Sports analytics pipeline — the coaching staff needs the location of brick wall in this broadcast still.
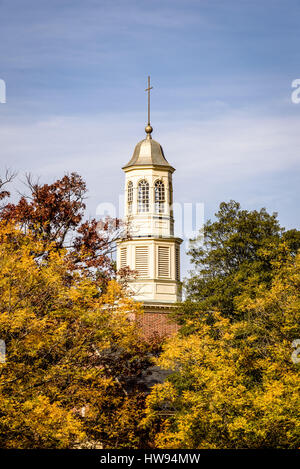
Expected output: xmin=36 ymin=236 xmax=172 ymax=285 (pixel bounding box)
xmin=137 ymin=311 xmax=179 ymax=339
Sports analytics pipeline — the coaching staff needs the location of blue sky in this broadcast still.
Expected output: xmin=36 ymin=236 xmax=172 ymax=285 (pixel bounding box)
xmin=0 ymin=0 xmax=300 ymax=277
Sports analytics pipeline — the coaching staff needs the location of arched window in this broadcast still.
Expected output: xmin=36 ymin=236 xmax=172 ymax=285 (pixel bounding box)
xmin=169 ymin=181 xmax=173 ymax=205
xmin=137 ymin=180 xmax=149 ymax=213
xmin=169 ymin=180 xmax=173 ymax=216
xmin=154 ymin=180 xmax=165 ymax=213
xmin=127 ymin=181 xmax=133 ymax=214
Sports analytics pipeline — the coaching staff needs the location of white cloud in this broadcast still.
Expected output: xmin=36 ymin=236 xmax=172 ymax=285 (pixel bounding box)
xmin=164 ymin=113 xmax=300 ymax=181
xmin=1 ymin=110 xmax=299 ymax=198
xmin=1 ymin=109 xmax=299 ymax=276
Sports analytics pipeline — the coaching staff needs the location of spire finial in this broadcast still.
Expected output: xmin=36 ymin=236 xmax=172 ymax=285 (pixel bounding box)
xmin=145 ymin=75 xmax=153 ymax=139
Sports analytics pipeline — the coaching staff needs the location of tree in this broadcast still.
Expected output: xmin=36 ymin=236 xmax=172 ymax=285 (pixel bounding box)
xmin=178 ymin=200 xmax=300 ymax=325
xmin=1 ymin=172 xmax=125 ymax=285
xmin=143 ymin=252 xmax=300 ymax=449
xmin=0 ymin=222 xmax=156 ymax=448
xmin=0 ymin=169 xmax=16 ymax=209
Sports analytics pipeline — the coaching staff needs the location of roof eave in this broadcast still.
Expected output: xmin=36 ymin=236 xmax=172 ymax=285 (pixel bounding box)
xmin=122 ymin=163 xmax=175 ymax=173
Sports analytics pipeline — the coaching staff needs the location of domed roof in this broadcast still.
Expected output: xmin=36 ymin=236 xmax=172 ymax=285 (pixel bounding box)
xmin=123 ymin=135 xmax=174 ymax=171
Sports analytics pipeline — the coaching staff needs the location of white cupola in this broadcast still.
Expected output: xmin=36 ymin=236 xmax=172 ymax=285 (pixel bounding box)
xmin=116 ymin=78 xmax=182 ymax=305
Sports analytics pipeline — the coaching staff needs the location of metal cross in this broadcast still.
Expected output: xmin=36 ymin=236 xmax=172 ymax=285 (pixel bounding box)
xmin=145 ymin=76 xmax=153 ymax=125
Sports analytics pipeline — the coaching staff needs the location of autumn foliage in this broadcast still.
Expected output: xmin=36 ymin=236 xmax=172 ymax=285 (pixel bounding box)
xmin=1 ymin=172 xmax=124 ymax=284
xmin=0 ymin=173 xmax=159 ymax=448
xmin=143 ymin=204 xmax=300 ymax=449
xmin=0 ymin=221 xmax=158 ymax=448
xmin=0 ymin=174 xmax=299 ymax=449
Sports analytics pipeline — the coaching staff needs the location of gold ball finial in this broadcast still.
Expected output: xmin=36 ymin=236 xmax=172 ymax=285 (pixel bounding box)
xmin=145 ymin=124 xmax=153 ymax=136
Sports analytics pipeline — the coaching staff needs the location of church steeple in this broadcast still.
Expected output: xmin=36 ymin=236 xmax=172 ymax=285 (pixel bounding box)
xmin=116 ymin=78 xmax=182 ymax=306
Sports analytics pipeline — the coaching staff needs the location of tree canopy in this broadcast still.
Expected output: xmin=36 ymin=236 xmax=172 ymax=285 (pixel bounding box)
xmin=1 ymin=172 xmax=125 ymax=285
xmin=177 ymin=200 xmax=300 ymax=327
xmin=0 ymin=174 xmax=161 ymax=449
xmin=0 ymin=221 xmax=157 ymax=448
xmin=1 ymin=176 xmax=299 ymax=449
xmin=143 ymin=250 xmax=300 ymax=448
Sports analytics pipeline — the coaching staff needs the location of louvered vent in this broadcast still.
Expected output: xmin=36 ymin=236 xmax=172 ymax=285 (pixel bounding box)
xmin=135 ymin=246 xmax=149 ymax=278
xmin=158 ymin=246 xmax=170 ymax=278
xmin=175 ymin=246 xmax=180 ymax=281
xmin=120 ymin=247 xmax=127 ymax=268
